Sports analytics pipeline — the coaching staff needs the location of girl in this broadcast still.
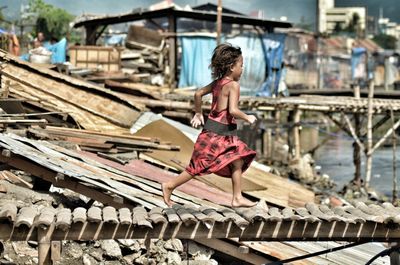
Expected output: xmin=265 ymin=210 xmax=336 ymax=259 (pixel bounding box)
xmin=162 ymin=43 xmax=257 ymax=207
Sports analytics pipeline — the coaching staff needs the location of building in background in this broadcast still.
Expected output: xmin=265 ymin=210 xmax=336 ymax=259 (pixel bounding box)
xmin=318 ymin=0 xmax=366 ymax=37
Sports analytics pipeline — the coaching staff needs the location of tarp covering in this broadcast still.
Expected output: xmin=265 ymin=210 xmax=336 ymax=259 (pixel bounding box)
xmin=44 ymin=38 xmax=68 ymax=64
xmin=257 ymin=33 xmax=286 ymax=96
xmin=178 ymin=34 xmax=267 ymax=93
xmin=178 ymin=33 xmax=287 ymax=97
xmin=226 ymin=34 xmax=266 ymax=95
xmin=178 ymin=36 xmax=216 ymax=88
xmin=20 ymin=38 xmax=67 ymax=64
xmin=351 ymin=47 xmax=367 ymax=80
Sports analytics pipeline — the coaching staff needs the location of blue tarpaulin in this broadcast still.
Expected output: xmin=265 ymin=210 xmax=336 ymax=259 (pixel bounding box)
xmin=45 ymin=38 xmax=67 ymax=64
xmin=226 ymin=34 xmax=266 ymax=95
xmin=351 ymin=47 xmax=367 ymax=80
xmin=178 ymin=36 xmax=216 ymax=88
xmin=257 ymin=33 xmax=286 ymax=97
xmin=20 ymin=38 xmax=67 ymax=64
xmin=177 ymin=33 xmax=286 ymax=97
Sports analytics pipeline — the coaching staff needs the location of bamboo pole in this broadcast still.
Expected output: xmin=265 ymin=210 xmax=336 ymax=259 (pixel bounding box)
xmin=271 ymin=110 xmax=281 ymax=160
xmin=365 ymin=81 xmax=374 ymax=188
xmin=391 ymin=108 xmax=398 ymax=205
xmin=353 ymin=84 xmax=362 ymax=187
xmin=216 ymin=0 xmax=222 ymax=45
xmin=369 ymin=118 xmax=400 ymax=155
xmin=287 ymin=111 xmax=293 ymax=161
xmin=354 ymin=114 xmax=362 ymax=187
xmin=343 ymin=114 xmax=365 ymax=153
xmin=293 ymin=108 xmax=301 ymax=160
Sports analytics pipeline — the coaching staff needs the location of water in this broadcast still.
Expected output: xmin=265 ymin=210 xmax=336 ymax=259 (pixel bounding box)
xmin=314 ymin=132 xmax=400 ymax=197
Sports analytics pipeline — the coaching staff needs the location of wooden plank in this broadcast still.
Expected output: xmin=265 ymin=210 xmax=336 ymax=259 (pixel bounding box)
xmin=0 ymin=170 xmax=33 ymax=189
xmin=105 ymin=80 xmax=163 ymax=100
xmin=195 ymin=238 xmax=272 ymax=265
xmin=0 ymin=52 xmax=140 ymax=129
xmin=0 ymin=151 xmax=135 ymax=208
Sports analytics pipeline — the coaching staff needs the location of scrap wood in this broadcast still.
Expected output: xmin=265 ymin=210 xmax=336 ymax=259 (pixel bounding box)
xmin=29 ymin=126 xmax=179 ymax=151
xmin=105 ymin=80 xmax=164 ymax=100
xmin=0 ymin=119 xmax=47 ymax=125
xmin=0 ymin=183 xmax=6 ymax=193
xmin=0 ymin=111 xmax=67 ymax=118
xmin=112 ymin=93 xmax=198 ymax=111
xmin=44 ymin=126 xmax=160 ymax=143
xmin=97 ymin=152 xmax=128 ymax=165
xmin=0 ymin=52 xmax=141 ymax=128
xmin=106 ymin=138 xmax=180 ymax=151
xmin=0 ymin=170 xmax=33 ymax=189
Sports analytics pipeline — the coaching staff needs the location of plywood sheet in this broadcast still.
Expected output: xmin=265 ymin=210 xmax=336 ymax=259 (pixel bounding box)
xmin=244 ymin=166 xmax=314 ymax=208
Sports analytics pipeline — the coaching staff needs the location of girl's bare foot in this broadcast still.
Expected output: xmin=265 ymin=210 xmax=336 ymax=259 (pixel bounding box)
xmin=162 ymin=183 xmax=173 ymax=207
xmin=232 ymin=196 xmax=257 ymax=208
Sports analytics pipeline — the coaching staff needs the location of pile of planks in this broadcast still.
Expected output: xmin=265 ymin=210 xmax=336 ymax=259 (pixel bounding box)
xmin=104 ymin=79 xmax=202 ymax=120
xmin=0 ymin=98 xmax=54 ymax=131
xmin=122 ymin=25 xmax=167 ymax=82
xmin=28 ymin=126 xmax=180 ymax=155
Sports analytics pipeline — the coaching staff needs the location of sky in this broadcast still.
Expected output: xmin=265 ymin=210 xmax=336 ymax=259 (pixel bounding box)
xmin=2 ymin=0 xmax=399 ymax=29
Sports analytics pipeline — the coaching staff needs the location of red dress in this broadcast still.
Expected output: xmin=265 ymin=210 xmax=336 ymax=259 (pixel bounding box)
xmin=185 ymin=78 xmax=256 ymax=177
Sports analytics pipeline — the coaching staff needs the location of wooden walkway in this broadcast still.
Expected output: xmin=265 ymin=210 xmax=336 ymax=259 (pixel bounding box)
xmin=1 ymin=201 xmax=400 ymax=242
xmin=241 ymin=95 xmax=400 ymax=114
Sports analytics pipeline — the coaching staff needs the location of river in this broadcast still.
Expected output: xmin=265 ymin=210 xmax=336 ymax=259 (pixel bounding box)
xmin=314 ymin=131 xmax=400 ymax=197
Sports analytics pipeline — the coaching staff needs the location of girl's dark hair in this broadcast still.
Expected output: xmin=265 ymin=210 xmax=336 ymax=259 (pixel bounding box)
xmin=210 ymin=43 xmax=242 ymax=79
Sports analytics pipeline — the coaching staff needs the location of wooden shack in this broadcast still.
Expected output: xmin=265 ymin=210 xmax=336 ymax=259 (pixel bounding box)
xmin=73 ymin=5 xmax=292 ymax=87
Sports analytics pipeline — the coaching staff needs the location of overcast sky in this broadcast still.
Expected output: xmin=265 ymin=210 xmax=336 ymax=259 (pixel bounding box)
xmin=2 ymin=0 xmax=399 ymax=29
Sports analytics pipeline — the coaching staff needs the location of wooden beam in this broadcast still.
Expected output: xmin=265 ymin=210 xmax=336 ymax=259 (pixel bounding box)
xmin=369 ymin=118 xmax=400 ymax=156
xmin=0 ymin=152 xmax=133 ymax=208
xmin=38 ymin=225 xmax=55 ymax=265
xmin=195 ymin=238 xmax=272 ymax=265
xmin=365 ymin=81 xmax=375 ymax=187
xmin=168 ymin=14 xmax=177 ymax=88
xmin=293 ymin=109 xmax=301 ymax=160
xmin=343 ymin=113 xmax=365 ymax=153
xmin=85 ymin=25 xmax=98 ymax=45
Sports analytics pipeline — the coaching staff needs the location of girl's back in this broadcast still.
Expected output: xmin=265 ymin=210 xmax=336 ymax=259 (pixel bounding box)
xmin=210 ymin=78 xmax=236 ymax=125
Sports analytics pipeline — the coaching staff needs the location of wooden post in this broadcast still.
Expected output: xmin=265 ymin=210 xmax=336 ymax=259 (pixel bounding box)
xmin=85 ymin=25 xmax=98 ymax=45
xmin=216 ymin=0 xmax=222 ymax=45
xmin=353 ymin=83 xmax=362 ymax=187
xmin=390 ymin=242 xmax=400 ymax=265
xmin=384 ymin=56 xmax=390 ymax=91
xmin=293 ymin=108 xmax=301 ymax=160
xmin=168 ymin=14 xmax=177 ymax=89
xmin=365 ymin=81 xmax=374 ymax=188
xmin=271 ymin=110 xmax=281 ymax=161
xmin=264 ymin=128 xmax=272 ymax=159
xmin=51 ymin=241 xmax=61 ymax=263
xmin=287 ymin=110 xmax=293 ymax=161
xmin=38 ymin=225 xmax=55 ymax=265
xmin=391 ymin=108 xmax=398 ymax=205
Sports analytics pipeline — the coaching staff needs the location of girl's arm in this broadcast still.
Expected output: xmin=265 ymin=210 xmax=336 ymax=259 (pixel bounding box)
xmin=228 ymin=82 xmax=257 ymax=124
xmin=191 ymin=82 xmax=213 ymax=128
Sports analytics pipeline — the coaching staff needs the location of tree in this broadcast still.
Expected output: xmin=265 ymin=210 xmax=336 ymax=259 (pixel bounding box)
xmin=332 ymin=22 xmax=344 ymax=35
xmin=346 ymin=12 xmax=360 ymax=33
xmin=373 ymin=34 xmax=398 ymax=50
xmin=28 ymin=0 xmax=74 ymax=40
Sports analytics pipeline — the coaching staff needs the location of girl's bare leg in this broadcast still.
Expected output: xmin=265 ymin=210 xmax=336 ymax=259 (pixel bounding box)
xmin=231 ymin=159 xmax=257 ymax=207
xmin=162 ymin=171 xmax=194 ymax=207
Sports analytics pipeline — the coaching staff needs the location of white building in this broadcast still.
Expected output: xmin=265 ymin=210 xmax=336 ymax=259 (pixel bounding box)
xmin=379 ymin=17 xmax=400 ymax=39
xmin=317 ymin=0 xmax=366 ymax=36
